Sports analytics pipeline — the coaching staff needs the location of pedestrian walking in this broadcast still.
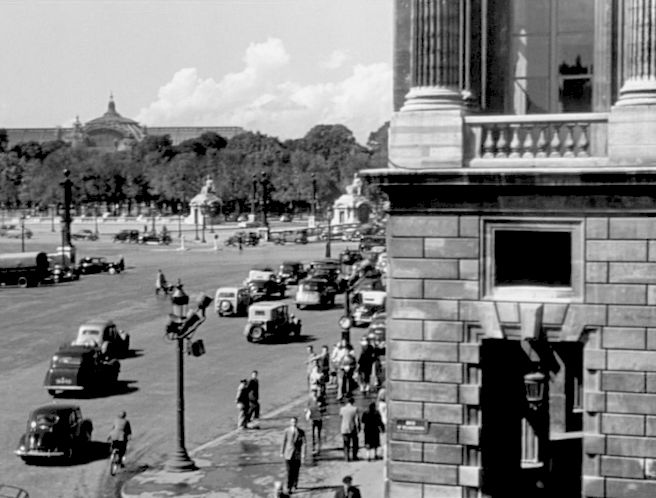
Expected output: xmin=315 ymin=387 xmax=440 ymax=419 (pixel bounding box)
xmin=339 ymin=349 xmax=357 ymax=401
xmin=318 ymin=344 xmax=331 ymax=388
xmin=339 ymin=397 xmax=361 ymax=461
xmin=280 ymin=416 xmax=306 ymax=495
xmin=305 ymin=392 xmax=323 ymax=456
xmin=235 ymin=379 xmax=249 ymax=430
xmin=361 ymin=402 xmax=385 ymax=461
xmin=305 ymin=345 xmax=316 ymax=388
xmin=238 ymin=237 xmax=243 ymax=252
xmin=247 ymin=370 xmax=260 ymax=427
xmin=213 ymin=233 xmax=219 ymax=251
xmin=376 ymin=387 xmax=387 ymax=428
xmin=357 ymin=337 xmax=376 ymax=394
xmin=308 ymin=362 xmax=324 ymax=401
xmin=155 ymin=269 xmax=168 ymax=295
xmin=334 ymin=475 xmax=362 ymax=498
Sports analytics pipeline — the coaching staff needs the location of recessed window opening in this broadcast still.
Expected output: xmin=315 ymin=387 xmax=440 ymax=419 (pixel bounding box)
xmin=495 ymin=230 xmax=572 ymax=287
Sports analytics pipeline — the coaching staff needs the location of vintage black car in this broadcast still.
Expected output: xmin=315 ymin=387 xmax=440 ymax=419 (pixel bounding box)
xmin=52 ymin=264 xmax=81 ymax=283
xmin=43 ymin=345 xmax=120 ymax=396
xmin=15 ymin=404 xmax=93 ymax=462
xmin=245 ymin=269 xmax=286 ymax=301
xmin=71 ymin=229 xmax=98 ymax=241
xmin=277 ymin=261 xmax=307 ymax=285
xmin=295 ymin=277 xmax=336 ymax=309
xmin=140 ymin=231 xmax=172 ymax=245
xmin=77 ymin=257 xmax=111 ymax=274
xmin=113 ymin=229 xmax=140 ymax=243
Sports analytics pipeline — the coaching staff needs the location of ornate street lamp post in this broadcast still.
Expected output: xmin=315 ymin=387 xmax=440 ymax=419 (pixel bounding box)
xmin=311 ymin=173 xmax=317 ymax=218
xmin=260 ymin=171 xmax=270 ymax=238
xmin=178 ymin=204 xmax=182 ymax=239
xmin=50 ymin=204 xmax=55 ymax=232
xmin=164 ymin=282 xmax=196 ymax=472
xmin=94 ymin=202 xmax=99 ymax=237
xmin=325 ymin=206 xmax=334 ymax=258
xmin=151 ymin=205 xmax=157 ymax=233
xmin=201 ymin=204 xmax=207 ymax=243
xmin=20 ymin=210 xmax=26 ymax=252
xmin=251 ymin=174 xmax=257 ymax=218
xmin=61 ymin=170 xmax=73 ymax=249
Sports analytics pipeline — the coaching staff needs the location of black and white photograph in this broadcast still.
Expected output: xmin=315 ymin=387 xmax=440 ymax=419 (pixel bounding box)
xmin=1 ymin=1 xmax=654 ymax=497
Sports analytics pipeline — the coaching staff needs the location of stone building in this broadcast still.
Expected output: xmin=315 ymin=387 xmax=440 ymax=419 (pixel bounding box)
xmin=363 ymin=1 xmax=656 ymax=497
xmin=5 ymin=95 xmax=244 ymax=149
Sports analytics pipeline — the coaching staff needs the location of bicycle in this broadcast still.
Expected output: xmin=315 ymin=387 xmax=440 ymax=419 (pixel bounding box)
xmin=109 ymin=445 xmax=121 ymax=476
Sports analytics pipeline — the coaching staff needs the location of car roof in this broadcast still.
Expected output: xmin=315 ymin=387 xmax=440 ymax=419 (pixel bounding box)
xmin=249 ymin=301 xmax=286 ymax=310
xmin=31 ymin=404 xmax=80 ymax=415
xmin=55 ymin=344 xmax=97 ymax=356
xmin=80 ymin=318 xmax=114 ymax=328
xmin=216 ymin=286 xmax=244 ymax=292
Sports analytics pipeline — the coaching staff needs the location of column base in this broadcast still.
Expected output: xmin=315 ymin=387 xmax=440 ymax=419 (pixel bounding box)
xmin=401 ymin=86 xmax=463 ymax=112
xmin=164 ymin=447 xmax=197 ymax=472
xmin=615 ymin=78 xmax=656 ymax=107
xmin=609 ymin=102 xmax=656 ymax=164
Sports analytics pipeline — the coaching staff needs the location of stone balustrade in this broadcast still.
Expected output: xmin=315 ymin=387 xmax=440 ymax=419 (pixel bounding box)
xmin=465 ymin=113 xmax=609 ymax=166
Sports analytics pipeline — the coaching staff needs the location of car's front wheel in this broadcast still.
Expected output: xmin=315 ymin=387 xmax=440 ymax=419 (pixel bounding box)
xmin=248 ymin=326 xmax=264 ymax=342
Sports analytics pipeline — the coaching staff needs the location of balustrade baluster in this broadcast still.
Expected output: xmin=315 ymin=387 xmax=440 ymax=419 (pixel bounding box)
xmin=482 ymin=126 xmax=495 ymax=158
xmin=576 ymin=124 xmax=590 ymax=157
xmin=522 ymin=126 xmax=535 ymax=158
xmin=549 ymin=124 xmax=562 ymax=158
xmin=563 ymin=125 xmax=575 ymax=157
xmin=536 ymin=126 xmax=548 ymax=158
xmin=509 ymin=126 xmax=521 ymax=158
xmin=495 ymin=125 xmax=508 ymax=158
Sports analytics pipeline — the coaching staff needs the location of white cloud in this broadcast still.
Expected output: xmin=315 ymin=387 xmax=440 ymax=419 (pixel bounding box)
xmin=320 ymin=50 xmax=349 ymax=70
xmin=136 ymin=38 xmax=391 ymax=144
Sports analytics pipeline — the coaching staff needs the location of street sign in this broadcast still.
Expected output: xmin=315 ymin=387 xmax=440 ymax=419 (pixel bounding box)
xmin=395 ymin=419 xmax=429 ymax=434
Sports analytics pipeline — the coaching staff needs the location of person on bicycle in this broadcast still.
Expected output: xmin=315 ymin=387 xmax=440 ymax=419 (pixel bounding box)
xmin=108 ymin=411 xmax=132 ymax=467
xmin=155 ymin=269 xmax=168 ymax=295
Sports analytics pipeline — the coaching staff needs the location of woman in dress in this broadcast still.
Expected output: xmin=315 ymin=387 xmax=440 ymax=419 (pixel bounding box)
xmin=361 ymin=402 xmax=385 ymax=461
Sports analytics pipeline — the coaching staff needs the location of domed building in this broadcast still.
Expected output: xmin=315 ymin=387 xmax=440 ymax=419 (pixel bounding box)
xmin=81 ymin=95 xmax=145 ymax=151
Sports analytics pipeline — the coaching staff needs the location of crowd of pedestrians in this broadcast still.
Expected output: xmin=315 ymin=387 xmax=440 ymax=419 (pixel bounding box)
xmin=235 ymin=334 xmax=385 ymax=496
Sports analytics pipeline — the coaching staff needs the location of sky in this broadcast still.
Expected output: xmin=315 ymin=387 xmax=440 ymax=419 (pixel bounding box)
xmin=0 ymin=0 xmax=393 ymax=144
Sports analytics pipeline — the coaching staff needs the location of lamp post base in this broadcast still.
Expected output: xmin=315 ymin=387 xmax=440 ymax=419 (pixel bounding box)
xmin=164 ymin=447 xmax=197 ymax=472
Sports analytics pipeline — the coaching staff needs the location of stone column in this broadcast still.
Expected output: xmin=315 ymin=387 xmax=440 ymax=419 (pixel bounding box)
xmin=616 ymin=0 xmax=656 ymax=106
xmin=402 ymin=0 xmax=463 ymax=111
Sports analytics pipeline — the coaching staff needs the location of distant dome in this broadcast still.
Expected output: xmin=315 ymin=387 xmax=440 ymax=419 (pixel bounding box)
xmin=83 ymin=95 xmax=145 ymax=149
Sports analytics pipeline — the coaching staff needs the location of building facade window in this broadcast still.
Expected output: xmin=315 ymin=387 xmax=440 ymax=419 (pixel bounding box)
xmin=484 ymin=219 xmax=583 ymax=301
xmin=509 ymin=0 xmax=594 ymax=114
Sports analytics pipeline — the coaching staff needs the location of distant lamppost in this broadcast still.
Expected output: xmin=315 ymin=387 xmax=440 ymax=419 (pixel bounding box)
xmin=151 ymin=204 xmax=157 ymax=233
xmin=20 ymin=210 xmax=26 ymax=252
xmin=251 ymin=174 xmax=257 ymax=218
xmin=61 ymin=170 xmax=73 ymax=249
xmin=260 ymin=171 xmax=270 ymax=238
xmin=311 ymin=173 xmax=317 ymax=218
xmin=50 ymin=204 xmax=55 ymax=232
xmin=201 ymin=204 xmax=208 ymax=243
xmin=94 ymin=202 xmax=99 ymax=237
xmin=194 ymin=207 xmax=199 ymax=242
xmin=177 ymin=203 xmax=182 ymax=239
xmin=325 ymin=206 xmax=334 ymax=258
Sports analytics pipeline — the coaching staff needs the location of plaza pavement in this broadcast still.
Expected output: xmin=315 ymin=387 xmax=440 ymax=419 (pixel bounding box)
xmin=121 ymin=385 xmax=385 ymax=498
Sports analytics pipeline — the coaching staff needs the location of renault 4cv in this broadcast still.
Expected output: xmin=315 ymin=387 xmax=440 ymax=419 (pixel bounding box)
xmin=244 ymin=302 xmax=301 ymax=343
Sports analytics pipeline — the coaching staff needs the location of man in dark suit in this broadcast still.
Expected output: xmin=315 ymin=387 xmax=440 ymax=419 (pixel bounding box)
xmin=280 ymin=416 xmax=306 ymax=494
xmin=334 ymin=475 xmax=362 ymax=498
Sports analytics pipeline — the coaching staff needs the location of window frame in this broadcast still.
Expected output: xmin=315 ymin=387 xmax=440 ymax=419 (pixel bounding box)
xmin=483 ymin=218 xmax=583 ymax=302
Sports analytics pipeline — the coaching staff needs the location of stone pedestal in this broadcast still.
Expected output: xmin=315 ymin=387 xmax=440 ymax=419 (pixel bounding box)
xmin=388 ymin=109 xmax=464 ymax=169
xmin=608 ymin=104 xmax=656 ymax=164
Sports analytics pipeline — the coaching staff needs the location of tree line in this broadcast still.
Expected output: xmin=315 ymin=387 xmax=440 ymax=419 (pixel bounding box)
xmin=0 ymin=123 xmax=389 ymax=217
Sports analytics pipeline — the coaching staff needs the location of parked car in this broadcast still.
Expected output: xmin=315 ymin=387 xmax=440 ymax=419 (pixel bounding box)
xmin=215 ymin=286 xmax=251 ymax=317
xmin=238 ymin=220 xmax=261 ymax=229
xmin=295 ymin=277 xmax=336 ymax=309
xmin=43 ymin=345 xmax=120 ymax=396
xmin=277 ymin=261 xmax=307 ymax=285
xmin=244 ymin=302 xmax=301 ymax=343
xmin=77 ymin=256 xmax=111 ymax=274
xmin=351 ymin=290 xmax=386 ymax=327
xmin=1 ymin=225 xmax=33 ymax=239
xmin=139 ymin=231 xmax=171 ymax=245
xmin=359 ymin=235 xmax=386 ymax=252
xmin=280 ymin=213 xmax=293 ymax=222
xmin=245 ymin=269 xmax=286 ymax=301
xmin=113 ymin=229 xmax=140 ymax=243
xmin=237 ymin=213 xmax=249 ymax=222
xmin=294 ymin=229 xmax=308 ymax=244
xmin=15 ymin=404 xmax=93 ymax=463
xmin=71 ymin=229 xmax=98 ymax=241
xmin=70 ymin=319 xmax=130 ymax=359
